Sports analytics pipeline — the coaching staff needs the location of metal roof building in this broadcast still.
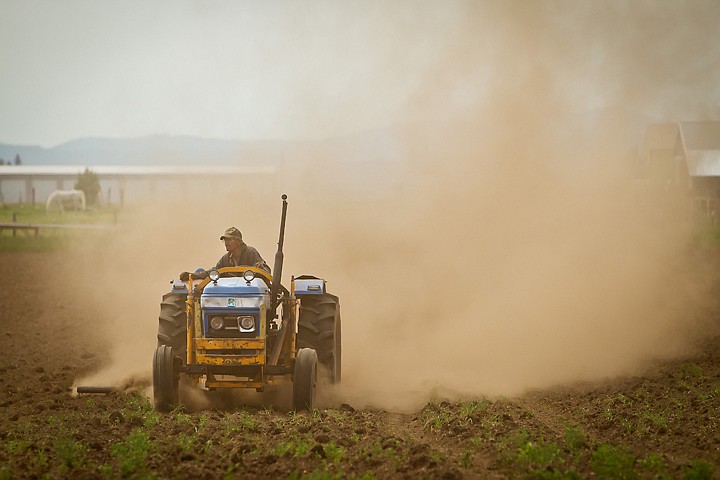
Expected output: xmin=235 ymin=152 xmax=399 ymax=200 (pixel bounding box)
xmin=0 ymin=164 xmax=277 ymax=206
xmin=640 ymin=121 xmax=720 ymax=216
xmin=640 ymin=121 xmax=720 ymax=185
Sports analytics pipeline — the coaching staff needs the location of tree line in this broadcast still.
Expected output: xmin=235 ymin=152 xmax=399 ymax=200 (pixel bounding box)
xmin=0 ymin=154 xmax=22 ymax=165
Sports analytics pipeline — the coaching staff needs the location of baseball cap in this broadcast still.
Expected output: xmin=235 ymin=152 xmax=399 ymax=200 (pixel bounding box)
xmin=220 ymin=227 xmax=243 ymax=241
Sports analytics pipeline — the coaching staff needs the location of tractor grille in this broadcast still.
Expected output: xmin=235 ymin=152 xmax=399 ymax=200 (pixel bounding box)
xmin=205 ymin=314 xmax=258 ymax=338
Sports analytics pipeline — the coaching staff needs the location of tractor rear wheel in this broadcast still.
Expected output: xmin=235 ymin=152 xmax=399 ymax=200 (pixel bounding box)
xmin=293 ymin=348 xmax=318 ymax=411
xmin=298 ymin=294 xmax=341 ymax=383
xmin=153 ymin=345 xmax=179 ymax=412
xmin=157 ymin=291 xmax=187 ymax=362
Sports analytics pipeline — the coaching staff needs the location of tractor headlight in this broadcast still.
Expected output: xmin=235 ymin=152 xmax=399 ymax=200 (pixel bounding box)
xmin=210 ymin=316 xmax=224 ymax=330
xmin=208 ymin=269 xmax=220 ymax=282
xmin=243 ymin=270 xmax=255 ymax=282
xmin=239 ymin=316 xmax=255 ymax=330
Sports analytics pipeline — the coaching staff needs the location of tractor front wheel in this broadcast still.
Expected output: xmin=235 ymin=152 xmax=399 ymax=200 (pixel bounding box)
xmin=153 ymin=345 xmax=179 ymax=412
xmin=293 ymin=348 xmax=318 ymax=411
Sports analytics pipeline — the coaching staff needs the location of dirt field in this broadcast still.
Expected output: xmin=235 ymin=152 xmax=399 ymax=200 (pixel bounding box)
xmin=1 ymin=251 xmax=719 ymax=479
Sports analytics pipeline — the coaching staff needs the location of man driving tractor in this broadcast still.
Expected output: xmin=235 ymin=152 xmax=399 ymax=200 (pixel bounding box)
xmin=180 ymin=226 xmax=270 ymax=281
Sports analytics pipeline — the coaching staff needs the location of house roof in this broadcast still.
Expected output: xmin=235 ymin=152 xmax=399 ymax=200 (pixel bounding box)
xmin=641 ymin=121 xmax=720 ymax=178
xmin=686 ymin=151 xmax=720 ymax=177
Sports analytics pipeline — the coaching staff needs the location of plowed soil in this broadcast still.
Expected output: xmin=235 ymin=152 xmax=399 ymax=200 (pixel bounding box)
xmin=1 ymin=251 xmax=719 ymax=479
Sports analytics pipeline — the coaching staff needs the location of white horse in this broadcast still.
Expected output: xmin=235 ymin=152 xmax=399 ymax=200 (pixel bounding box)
xmin=46 ymin=189 xmax=86 ymax=213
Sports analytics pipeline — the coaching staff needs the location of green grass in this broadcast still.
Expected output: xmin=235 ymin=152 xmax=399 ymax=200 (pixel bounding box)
xmin=274 ymin=435 xmax=312 ymax=458
xmin=324 ymin=442 xmax=345 ymax=464
xmin=684 ymin=460 xmax=716 ymax=480
xmin=176 ymin=433 xmax=196 ymax=454
xmin=591 ymin=444 xmax=638 ymax=480
xmin=0 ymin=204 xmax=124 ymax=251
xmin=0 ymin=234 xmax=72 ymax=251
xmin=54 ymin=437 xmax=88 ymax=470
xmin=679 ymin=363 xmax=703 ymax=379
xmin=458 ymin=450 xmax=473 ymax=468
xmin=287 ymin=470 xmax=375 ymax=480
xmin=110 ymin=429 xmax=152 ymax=478
xmin=0 ymin=204 xmax=122 ymax=224
xmin=2 ymin=202 xmax=121 ymax=218
xmin=419 ymin=402 xmax=453 ymax=432
xmin=459 ymin=399 xmax=489 ymax=420
xmin=638 ymin=453 xmax=669 ymax=479
xmin=226 ymin=411 xmax=258 ymax=433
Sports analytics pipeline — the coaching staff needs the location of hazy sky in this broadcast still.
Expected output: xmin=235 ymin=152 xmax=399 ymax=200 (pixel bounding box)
xmin=1 ymin=0 xmax=719 ymax=147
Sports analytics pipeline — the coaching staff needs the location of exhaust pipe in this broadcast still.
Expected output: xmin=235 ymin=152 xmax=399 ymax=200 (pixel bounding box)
xmin=76 ymin=386 xmax=116 ymax=394
xmin=269 ymin=194 xmax=288 ymax=317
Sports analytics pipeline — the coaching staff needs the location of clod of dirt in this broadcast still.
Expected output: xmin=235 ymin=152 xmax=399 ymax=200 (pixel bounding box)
xmin=314 ymin=433 xmax=330 ymax=444
xmin=310 ymin=444 xmax=326 ymax=458
xmin=381 ymin=436 xmax=402 ymax=449
xmin=409 ymin=452 xmax=436 ymax=469
xmin=439 ymin=467 xmax=463 ymax=480
xmin=259 ymin=454 xmax=278 ymax=465
xmin=108 ymin=411 xmax=124 ymax=424
xmin=127 ymin=416 xmax=142 ymax=427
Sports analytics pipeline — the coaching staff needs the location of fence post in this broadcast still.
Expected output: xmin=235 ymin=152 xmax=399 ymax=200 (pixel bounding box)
xmin=12 ymin=212 xmax=17 ymax=237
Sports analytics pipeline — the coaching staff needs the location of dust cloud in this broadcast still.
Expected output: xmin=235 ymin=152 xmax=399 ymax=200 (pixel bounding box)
xmin=71 ymin=1 xmax=720 ymax=411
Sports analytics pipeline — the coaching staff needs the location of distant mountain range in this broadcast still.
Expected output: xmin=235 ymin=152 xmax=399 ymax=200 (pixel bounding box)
xmin=0 ymin=135 xmax=295 ymax=166
xmin=0 ymin=129 xmax=410 ymax=168
xmin=0 ymin=110 xmax=663 ymax=168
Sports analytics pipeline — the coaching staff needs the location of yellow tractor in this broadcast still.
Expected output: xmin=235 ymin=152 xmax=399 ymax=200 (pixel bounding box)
xmin=153 ymin=195 xmax=341 ymax=411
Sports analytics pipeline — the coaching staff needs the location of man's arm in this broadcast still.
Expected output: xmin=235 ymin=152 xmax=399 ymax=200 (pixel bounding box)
xmin=246 ymin=246 xmax=271 ymax=273
xmin=214 ymin=252 xmax=231 ymax=270
xmin=179 ymin=268 xmax=208 ymax=281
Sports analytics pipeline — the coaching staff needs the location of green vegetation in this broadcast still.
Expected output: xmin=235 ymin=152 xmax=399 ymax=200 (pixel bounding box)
xmin=591 ymin=444 xmax=638 ymax=480
xmin=0 ymin=204 xmax=123 ymax=251
xmin=274 ymin=436 xmax=312 ymax=458
xmin=323 ymin=442 xmax=345 ymax=464
xmin=0 ymin=204 xmax=121 ymax=225
xmin=226 ymin=410 xmax=258 ymax=433
xmin=684 ymin=460 xmax=716 ymax=480
xmin=1 ymin=388 xmax=717 ymax=479
xmin=563 ymin=424 xmax=586 ymax=455
xmin=110 ymin=429 xmax=151 ymax=478
xmin=54 ymin=437 xmax=88 ymax=470
xmin=74 ymin=168 xmax=102 ymax=206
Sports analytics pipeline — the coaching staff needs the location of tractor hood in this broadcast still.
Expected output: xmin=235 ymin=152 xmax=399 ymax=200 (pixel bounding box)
xmin=202 ymin=277 xmax=271 ymax=296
